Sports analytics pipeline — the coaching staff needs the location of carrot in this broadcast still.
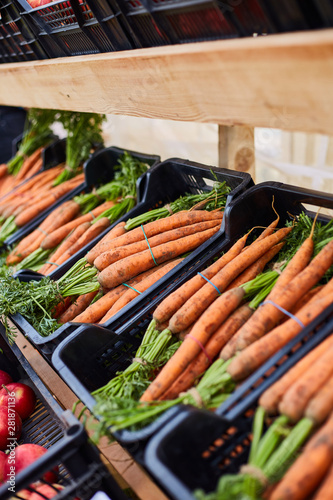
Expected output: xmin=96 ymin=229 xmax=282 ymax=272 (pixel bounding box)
xmin=225 ymin=242 xmax=284 ymax=291
xmin=58 ymin=290 xmax=100 ymax=324
xmin=0 ymin=164 xmax=8 ymax=179
xmin=269 ymin=411 xmax=333 ymax=500
xmin=290 ymin=285 xmax=324 ymax=313
xmin=231 ymin=238 xmax=333 ymax=354
xmin=41 ymin=221 xmax=92 ymax=274
xmin=226 ymin=292 xmax=333 ymax=384
xmin=100 ymin=258 xmax=183 ymax=323
xmin=15 ymin=147 xmax=43 ymax=181
xmin=14 ymin=175 xmax=84 ymax=227
xmin=306 ymin=372 xmax=333 ymax=427
xmin=153 ymin=232 xmax=249 ymax=327
xmin=259 ymin=335 xmax=333 ymax=415
xmin=87 ymin=210 xmax=223 ymax=260
xmin=161 ymin=303 xmax=253 ymax=401
xmin=73 ymin=267 xmax=162 ymax=323
xmin=98 ymin=225 xmax=220 ymax=290
xmin=9 ymin=203 xmax=76 ymax=258
xmin=40 ymin=201 xmax=115 ymax=250
xmin=312 ymin=462 xmax=333 ymax=499
xmin=51 ymin=296 xmax=74 ymax=319
xmin=93 ymin=219 xmax=221 ymax=271
xmin=8 ymin=200 xmax=82 ymax=264
xmin=21 ymin=156 xmax=44 ymax=178
xmin=140 ymin=286 xmax=245 ymax=402
xmin=167 ymin=226 xmax=293 ymax=335
xmin=85 ymin=221 xmax=127 ymax=265
xmin=278 ymin=340 xmax=333 ymax=423
xmin=267 ymin=227 xmax=315 ymax=302
xmin=255 ymin=213 xmax=280 ymax=241
xmin=47 ymin=218 xmax=111 ymax=272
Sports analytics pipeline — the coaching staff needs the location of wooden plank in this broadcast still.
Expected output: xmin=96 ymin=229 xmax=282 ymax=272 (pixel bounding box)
xmin=1 ymin=30 xmax=333 ymax=134
xmin=13 ymin=327 xmax=169 ymax=500
xmin=218 ymin=125 xmax=255 ymax=180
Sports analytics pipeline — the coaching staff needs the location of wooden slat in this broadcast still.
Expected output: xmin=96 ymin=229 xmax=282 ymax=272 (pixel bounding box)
xmin=1 ymin=30 xmax=333 ymax=134
xmin=218 ymin=125 xmax=255 ymax=180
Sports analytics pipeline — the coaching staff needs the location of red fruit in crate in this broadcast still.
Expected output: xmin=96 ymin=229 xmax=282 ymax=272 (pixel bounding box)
xmin=0 ymin=370 xmax=13 ymax=387
xmin=0 ymin=450 xmax=6 ymax=483
xmin=0 ymin=383 xmax=36 ymax=420
xmin=0 ymin=406 xmax=22 ymax=451
xmin=30 ymin=483 xmax=64 ymax=499
xmin=4 ymin=444 xmax=58 ymax=484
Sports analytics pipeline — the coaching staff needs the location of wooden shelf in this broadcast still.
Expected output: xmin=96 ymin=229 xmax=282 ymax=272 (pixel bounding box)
xmin=1 ymin=29 xmax=333 ymax=134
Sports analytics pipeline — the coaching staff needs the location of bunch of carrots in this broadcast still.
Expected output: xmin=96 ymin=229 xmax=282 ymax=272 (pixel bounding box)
xmin=90 ymin=210 xmax=333 ymax=435
xmin=0 ymin=110 xmax=106 ymax=244
xmin=43 ymin=179 xmax=230 ymax=327
xmin=0 ymin=167 xmax=85 ymax=244
xmin=195 ymin=334 xmax=333 ymax=500
xmin=4 ymin=152 xmax=149 ymax=272
xmin=0 ymin=108 xmax=58 ymax=198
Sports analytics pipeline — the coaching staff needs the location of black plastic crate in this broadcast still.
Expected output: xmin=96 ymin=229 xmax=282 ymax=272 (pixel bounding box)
xmin=16 ymin=0 xmax=132 ymax=56
xmin=0 ymin=328 xmax=128 ymax=500
xmin=0 ymin=0 xmax=48 ymax=62
xmin=10 ymin=157 xmax=252 ymax=361
xmin=143 ymin=314 xmax=333 ymax=500
xmin=223 ymin=0 xmax=277 ymax=37
xmin=258 ymin=0 xmax=323 ymax=32
xmin=112 ymin=0 xmax=172 ymax=47
xmin=149 ymin=0 xmax=239 ymax=44
xmin=50 ymin=181 xmax=333 ymax=462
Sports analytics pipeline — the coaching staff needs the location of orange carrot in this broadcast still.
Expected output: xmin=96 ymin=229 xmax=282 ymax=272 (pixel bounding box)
xmin=40 ymin=201 xmax=115 ymax=250
xmin=312 ymin=462 xmax=333 ymax=499
xmin=15 ymin=147 xmax=43 ymax=181
xmin=141 ymin=287 xmax=245 ymax=402
xmin=153 ymin=232 xmax=249 ymax=327
xmin=278 ymin=339 xmax=333 ymax=423
xmin=0 ymin=164 xmax=8 ymax=179
xmin=87 ymin=210 xmax=223 ymax=260
xmin=306 ymin=371 xmax=333 ymax=427
xmin=58 ymin=290 xmax=99 ymax=324
xmin=73 ymin=268 xmax=162 ymax=324
xmin=225 ymin=243 xmax=284 ymax=291
xmin=161 ymin=303 xmax=253 ymax=401
xmin=98 ymin=226 xmax=220 ymax=290
xmin=269 ymin=411 xmax=333 ymax=500
xmin=100 ymin=258 xmax=183 ymax=323
xmin=85 ymin=221 xmax=127 ymax=265
xmin=267 ymin=229 xmax=315 ymax=302
xmin=93 ymin=219 xmax=221 ymax=271
xmin=226 ymin=292 xmax=333 ymax=384
xmin=53 ymin=217 xmax=111 ymax=268
xmin=51 ymin=296 xmax=74 ymax=319
xmin=259 ymin=335 xmax=333 ymax=415
xmin=14 ymin=175 xmax=84 ymax=227
xmin=231 ymin=238 xmax=333 ymax=354
xmin=168 ymin=226 xmax=293 ymax=335
xmin=41 ymin=222 xmax=92 ymax=274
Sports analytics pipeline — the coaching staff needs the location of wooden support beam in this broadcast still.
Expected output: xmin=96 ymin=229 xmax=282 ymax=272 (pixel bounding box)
xmin=218 ymin=125 xmax=255 ymax=180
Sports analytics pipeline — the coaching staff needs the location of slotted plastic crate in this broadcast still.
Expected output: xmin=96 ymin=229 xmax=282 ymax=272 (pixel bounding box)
xmin=0 ymin=0 xmax=48 ymax=62
xmin=145 ymin=0 xmax=239 ymax=44
xmin=0 ymin=327 xmax=128 ymax=500
xmin=225 ymin=0 xmax=276 ymax=36
xmin=16 ymin=0 xmax=131 ymax=56
xmin=143 ymin=313 xmax=333 ymax=500
xmin=51 ymin=181 xmax=333 ymax=463
xmin=10 ymin=156 xmax=252 ymax=362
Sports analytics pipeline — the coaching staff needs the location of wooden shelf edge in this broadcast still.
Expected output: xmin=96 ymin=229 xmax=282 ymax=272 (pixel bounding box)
xmin=1 ymin=29 xmax=333 ymax=134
